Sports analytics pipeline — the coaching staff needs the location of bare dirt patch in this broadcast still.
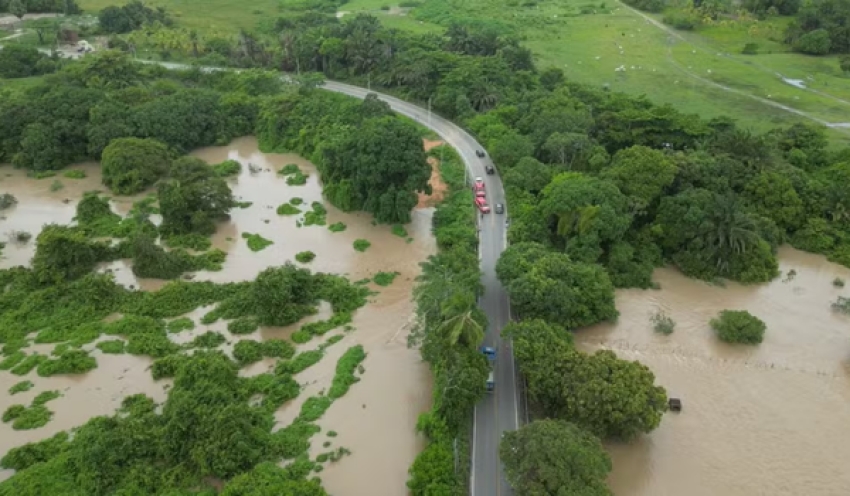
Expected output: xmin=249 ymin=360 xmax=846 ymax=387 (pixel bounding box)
xmin=417 ymin=139 xmax=448 ymax=209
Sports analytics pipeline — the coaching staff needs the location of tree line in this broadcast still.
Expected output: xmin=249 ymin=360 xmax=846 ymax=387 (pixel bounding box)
xmin=0 ymin=51 xmax=431 ymax=224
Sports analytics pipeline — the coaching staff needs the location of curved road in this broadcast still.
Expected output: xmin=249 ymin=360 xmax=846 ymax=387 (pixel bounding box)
xmin=322 ymin=82 xmax=518 ymax=496
xmin=0 ymin=50 xmax=519 ymax=493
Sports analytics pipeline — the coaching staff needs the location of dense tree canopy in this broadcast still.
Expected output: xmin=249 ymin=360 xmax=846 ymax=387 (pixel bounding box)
xmin=158 ymin=156 xmax=235 ymax=235
xmin=101 ymin=137 xmax=171 ymax=195
xmin=496 ymin=243 xmax=618 ymax=328
xmin=257 ymin=91 xmax=430 ymax=224
xmin=0 ymin=45 xmax=56 ymax=79
xmin=507 ymin=320 xmax=668 ymax=440
xmin=500 ymin=420 xmax=612 ymax=496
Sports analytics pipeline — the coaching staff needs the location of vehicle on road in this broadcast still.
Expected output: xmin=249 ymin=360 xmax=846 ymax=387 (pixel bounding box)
xmin=486 ymin=371 xmax=495 ymax=392
xmin=474 ymin=176 xmax=485 ymax=189
xmin=480 ymin=346 xmax=497 ymax=361
xmin=475 ymin=189 xmax=486 ymax=198
xmin=495 ymin=203 xmax=504 ymax=214
xmin=476 ymin=150 xmax=486 ymax=158
xmin=474 ymin=196 xmax=490 ymax=213
xmin=485 ymin=164 xmax=495 ymax=175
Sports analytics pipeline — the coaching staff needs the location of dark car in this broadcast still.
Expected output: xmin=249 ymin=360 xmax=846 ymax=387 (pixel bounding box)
xmin=485 ymin=164 xmax=495 ymax=175
xmin=495 ymin=203 xmax=504 ymax=214
xmin=476 ymin=150 xmax=486 ymax=158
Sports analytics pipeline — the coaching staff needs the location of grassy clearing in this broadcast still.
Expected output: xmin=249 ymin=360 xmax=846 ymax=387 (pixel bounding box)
xmin=353 ymin=239 xmax=371 ymax=252
xmin=400 ymin=0 xmax=850 ymax=144
xmin=373 ymin=271 xmax=400 ymax=286
xmin=241 ymin=232 xmax=274 ymax=251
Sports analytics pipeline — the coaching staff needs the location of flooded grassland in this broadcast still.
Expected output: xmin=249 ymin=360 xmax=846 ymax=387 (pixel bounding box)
xmin=579 ymin=247 xmax=850 ymax=496
xmin=0 ymin=137 xmax=437 ymax=495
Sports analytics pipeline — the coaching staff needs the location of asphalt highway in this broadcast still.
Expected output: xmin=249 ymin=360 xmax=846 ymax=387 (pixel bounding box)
xmin=320 ymin=83 xmax=519 ymax=496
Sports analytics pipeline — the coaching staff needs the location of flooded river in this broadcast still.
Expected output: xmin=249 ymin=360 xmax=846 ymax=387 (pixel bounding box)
xmin=578 ymin=246 xmax=850 ymax=496
xmin=0 ymin=137 xmax=435 ymax=494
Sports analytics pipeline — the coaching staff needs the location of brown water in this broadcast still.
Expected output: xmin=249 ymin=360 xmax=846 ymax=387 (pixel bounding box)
xmin=578 ymin=246 xmax=850 ymax=496
xmin=0 ymin=137 xmax=435 ymax=494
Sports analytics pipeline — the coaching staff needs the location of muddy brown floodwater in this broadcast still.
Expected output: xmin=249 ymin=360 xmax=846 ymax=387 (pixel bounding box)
xmin=578 ymin=246 xmax=850 ymax=496
xmin=0 ymin=137 xmax=435 ymax=494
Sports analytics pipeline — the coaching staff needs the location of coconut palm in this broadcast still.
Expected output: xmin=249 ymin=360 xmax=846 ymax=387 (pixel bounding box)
xmin=702 ymin=194 xmax=759 ymax=272
xmin=437 ymin=292 xmax=484 ymax=349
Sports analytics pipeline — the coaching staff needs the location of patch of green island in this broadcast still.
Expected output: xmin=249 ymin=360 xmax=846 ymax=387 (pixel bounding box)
xmin=2 ymin=391 xmax=61 ymax=430
xmin=242 ymin=232 xmax=274 ymax=252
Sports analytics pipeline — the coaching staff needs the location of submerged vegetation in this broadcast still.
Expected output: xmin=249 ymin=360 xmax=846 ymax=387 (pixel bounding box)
xmin=710 ymin=310 xmax=767 ymax=344
xmin=2 ymin=391 xmax=61 ymax=431
xmin=241 ymin=232 xmax=274 ymax=252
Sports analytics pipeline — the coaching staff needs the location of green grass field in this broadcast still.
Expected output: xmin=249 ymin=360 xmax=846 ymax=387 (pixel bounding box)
xmin=74 ymin=0 xmax=850 ymax=145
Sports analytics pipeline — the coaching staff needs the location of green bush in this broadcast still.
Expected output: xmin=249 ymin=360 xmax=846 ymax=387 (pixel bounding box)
xmin=163 ymin=233 xmax=213 ymax=251
xmin=11 ymin=354 xmax=48 ymax=376
xmin=167 ymin=317 xmax=195 ymax=333
xmin=279 ymin=164 xmax=301 ymax=175
xmin=96 ymin=339 xmax=126 ymax=354
xmin=212 ymin=159 xmax=242 ymax=177
xmin=793 ymin=28 xmax=831 ymax=55
xmin=295 ymin=251 xmax=316 ymax=263
xmin=328 ymin=222 xmax=347 ymax=232
xmin=233 ymin=339 xmax=264 ymax=365
xmin=8 ymin=380 xmax=34 ymax=395
xmin=228 ymin=316 xmax=260 ymax=335
xmin=650 ymin=310 xmax=675 ymax=335
xmin=742 ymin=42 xmax=760 ymax=54
xmin=63 ymin=169 xmax=87 ymax=179
xmin=242 ymin=232 xmax=274 ymax=251
xmin=373 ymin=271 xmax=400 ymax=286
xmin=101 ymin=137 xmax=172 ymax=195
xmin=277 ymin=203 xmax=301 ymax=215
xmin=286 ymin=171 xmax=309 ymax=186
xmin=189 ymin=331 xmax=227 ymax=348
xmin=353 ymin=239 xmax=371 ymax=252
xmin=303 ymin=202 xmax=327 ymax=226
xmin=391 ymin=224 xmax=408 ymax=237
xmin=276 ymin=350 xmax=324 ymax=375
xmin=710 ymin=310 xmax=766 ymax=344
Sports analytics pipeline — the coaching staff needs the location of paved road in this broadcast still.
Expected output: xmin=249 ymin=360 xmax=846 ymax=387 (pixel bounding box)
xmin=0 ymin=52 xmax=520 ymax=493
xmin=322 ymin=83 xmax=519 ymax=496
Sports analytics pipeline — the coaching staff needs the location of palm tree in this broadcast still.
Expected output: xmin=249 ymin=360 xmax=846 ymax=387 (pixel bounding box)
xmin=436 ymin=292 xmax=484 ymax=349
xmin=555 ymin=205 xmax=600 ymax=239
xmin=702 ymin=194 xmax=759 ymax=273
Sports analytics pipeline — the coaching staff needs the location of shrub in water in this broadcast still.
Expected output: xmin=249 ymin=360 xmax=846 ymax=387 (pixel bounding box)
xmin=295 ymin=251 xmax=316 ymax=263
xmin=710 ymin=310 xmax=766 ymax=344
xmin=353 ymin=239 xmax=371 ymax=252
